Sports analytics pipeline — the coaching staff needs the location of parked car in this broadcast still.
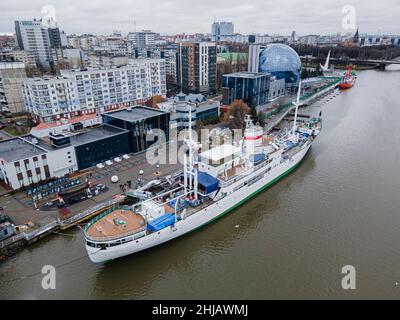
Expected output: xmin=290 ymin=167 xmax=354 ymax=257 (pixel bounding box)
xmin=95 ymin=184 xmax=106 ymax=191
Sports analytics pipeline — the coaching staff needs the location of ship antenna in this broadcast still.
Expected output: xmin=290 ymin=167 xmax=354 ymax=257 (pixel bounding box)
xmin=293 ymin=79 xmax=302 ymax=135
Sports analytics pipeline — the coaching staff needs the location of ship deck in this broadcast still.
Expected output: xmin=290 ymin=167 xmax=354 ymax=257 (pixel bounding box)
xmin=86 ymin=209 xmax=146 ymax=239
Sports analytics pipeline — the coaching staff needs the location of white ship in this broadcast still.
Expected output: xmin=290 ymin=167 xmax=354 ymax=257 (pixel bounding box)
xmin=83 ymin=83 xmax=322 ymax=263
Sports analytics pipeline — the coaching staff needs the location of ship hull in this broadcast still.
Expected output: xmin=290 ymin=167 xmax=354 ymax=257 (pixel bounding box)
xmin=339 ymin=82 xmax=354 ymax=89
xmin=86 ymin=143 xmax=312 ymax=263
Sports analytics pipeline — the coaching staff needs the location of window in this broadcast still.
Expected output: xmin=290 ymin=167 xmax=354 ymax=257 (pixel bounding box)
xmin=24 ymin=160 xmax=30 ymax=171
xmin=14 ymin=162 xmax=21 ymax=173
xmin=41 ymin=154 xmax=47 ymax=165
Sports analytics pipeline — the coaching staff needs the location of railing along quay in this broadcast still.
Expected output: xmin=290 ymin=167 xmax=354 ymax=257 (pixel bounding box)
xmin=0 ymin=196 xmax=125 ymax=250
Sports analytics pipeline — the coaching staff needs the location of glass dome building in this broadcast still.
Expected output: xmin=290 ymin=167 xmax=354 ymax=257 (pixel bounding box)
xmin=258 ymin=44 xmax=301 ymax=86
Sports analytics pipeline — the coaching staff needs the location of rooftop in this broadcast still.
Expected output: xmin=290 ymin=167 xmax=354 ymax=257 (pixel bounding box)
xmin=69 ymin=124 xmax=128 ymax=146
xmin=31 ymin=114 xmax=98 ymax=131
xmin=0 ymin=137 xmax=46 ymax=163
xmin=104 ymin=106 xmax=166 ymax=122
xmin=223 ymin=71 xmax=270 ymax=79
xmin=200 ymin=144 xmax=241 ymax=162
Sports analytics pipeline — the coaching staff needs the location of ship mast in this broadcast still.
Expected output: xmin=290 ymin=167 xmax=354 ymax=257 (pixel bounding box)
xmin=292 ymin=79 xmax=302 ymax=136
xmin=183 ymin=104 xmax=199 ymax=199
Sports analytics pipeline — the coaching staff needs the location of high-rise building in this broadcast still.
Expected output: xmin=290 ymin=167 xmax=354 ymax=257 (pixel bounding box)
xmin=0 ymin=61 xmax=27 ymax=114
xmin=219 ymin=22 xmax=234 ymax=37
xmin=14 ymin=20 xmax=53 ymax=67
xmin=48 ymin=27 xmax=62 ymax=48
xmin=177 ymin=42 xmax=217 ymax=94
xmin=211 ymin=22 xmax=234 ymax=41
xmin=23 ymin=59 xmax=166 ymax=123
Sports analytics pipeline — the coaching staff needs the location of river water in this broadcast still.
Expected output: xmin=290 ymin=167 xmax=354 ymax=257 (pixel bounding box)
xmin=1 ymin=66 xmax=400 ymax=299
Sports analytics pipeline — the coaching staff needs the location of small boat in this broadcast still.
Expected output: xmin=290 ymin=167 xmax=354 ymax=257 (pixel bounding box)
xmin=339 ymin=66 xmax=356 ymax=89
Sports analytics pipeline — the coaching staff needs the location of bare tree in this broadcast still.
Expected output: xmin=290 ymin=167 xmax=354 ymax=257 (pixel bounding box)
xmin=228 ymin=100 xmax=250 ymax=130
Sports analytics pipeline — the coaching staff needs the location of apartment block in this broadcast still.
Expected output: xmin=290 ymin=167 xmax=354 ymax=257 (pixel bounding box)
xmin=23 ymin=59 xmax=166 ymax=123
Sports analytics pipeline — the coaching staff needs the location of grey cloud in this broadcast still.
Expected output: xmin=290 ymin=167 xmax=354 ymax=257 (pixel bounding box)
xmin=0 ymin=0 xmax=399 ymax=35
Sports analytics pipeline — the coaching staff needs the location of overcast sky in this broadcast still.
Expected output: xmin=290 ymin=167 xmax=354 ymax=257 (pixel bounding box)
xmin=0 ymin=0 xmax=399 ymax=36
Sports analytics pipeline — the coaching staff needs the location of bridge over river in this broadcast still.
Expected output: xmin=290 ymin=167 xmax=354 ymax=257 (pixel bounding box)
xmin=302 ymin=56 xmax=400 ymax=70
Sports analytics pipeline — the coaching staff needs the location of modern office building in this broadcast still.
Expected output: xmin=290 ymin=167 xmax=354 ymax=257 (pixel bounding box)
xmin=222 ymin=71 xmax=271 ymax=107
xmin=59 ymin=125 xmax=130 ymax=170
xmin=0 ymin=61 xmax=27 ymax=114
xmin=248 ymin=44 xmax=301 ymax=88
xmin=23 ymin=59 xmax=167 ymax=123
xmin=14 ymin=20 xmax=53 ymax=67
xmin=177 ymin=42 xmax=217 ymax=95
xmin=102 ymin=106 xmax=170 ymax=154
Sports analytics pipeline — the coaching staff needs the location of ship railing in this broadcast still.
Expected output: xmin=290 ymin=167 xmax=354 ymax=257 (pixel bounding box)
xmin=24 ymin=220 xmax=59 ymax=241
xmin=218 ymin=160 xmax=271 ymax=188
xmin=84 ymin=226 xmax=147 ymax=243
xmin=60 ymin=197 xmax=123 ymax=228
xmin=82 ymin=204 xmax=133 ymax=232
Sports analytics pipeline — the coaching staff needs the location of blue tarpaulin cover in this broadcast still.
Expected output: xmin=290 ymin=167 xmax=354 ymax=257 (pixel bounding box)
xmin=250 ymin=153 xmax=265 ymax=163
xmin=197 ymin=171 xmax=219 ymax=194
xmin=147 ymin=213 xmax=175 ymax=232
xmin=284 ymin=141 xmax=296 ymax=150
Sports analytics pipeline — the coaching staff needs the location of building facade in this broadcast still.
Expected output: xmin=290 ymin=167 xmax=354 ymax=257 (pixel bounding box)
xmin=131 ymin=47 xmax=178 ymax=85
xmin=212 ymin=22 xmax=234 ymax=41
xmin=23 ymin=76 xmax=80 ymax=123
xmin=0 ymin=124 xmax=130 ymax=189
xmin=268 ymin=76 xmax=286 ymax=101
xmin=177 ymin=42 xmax=217 ymax=95
xmin=14 ymin=20 xmax=52 ymax=67
xmin=102 ymin=106 xmax=170 ymax=154
xmin=23 ymin=59 xmax=167 ymax=123
xmin=127 ymin=30 xmax=156 ymax=49
xmin=0 ymin=137 xmax=51 ymax=189
xmin=222 ymin=71 xmax=270 ymax=107
xmin=0 ymin=61 xmax=27 ymax=114
xmin=87 ymin=54 xmax=128 ymax=69
xmin=156 ymin=92 xmax=220 ymax=129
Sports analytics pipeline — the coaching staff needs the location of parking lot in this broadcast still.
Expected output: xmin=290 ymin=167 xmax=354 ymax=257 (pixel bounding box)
xmin=0 ymin=147 xmax=182 ymax=227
